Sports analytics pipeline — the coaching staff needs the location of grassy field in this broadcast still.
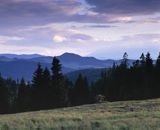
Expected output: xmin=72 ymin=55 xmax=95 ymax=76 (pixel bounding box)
xmin=1 ymin=99 xmax=160 ymax=130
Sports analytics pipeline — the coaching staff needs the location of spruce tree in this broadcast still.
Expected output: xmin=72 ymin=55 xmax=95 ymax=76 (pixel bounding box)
xmin=145 ymin=52 xmax=154 ymax=97
xmin=51 ymin=57 xmax=69 ymax=107
xmin=140 ymin=53 xmax=146 ymax=67
xmin=42 ymin=67 xmax=51 ymax=108
xmin=32 ymin=63 xmax=43 ymax=88
xmin=43 ymin=67 xmax=51 ymax=85
xmin=120 ymin=52 xmax=128 ymax=68
xmin=31 ymin=63 xmax=43 ymax=110
xmin=72 ymin=74 xmax=89 ymax=105
xmin=17 ymin=78 xmax=30 ymax=112
xmin=0 ymin=75 xmax=9 ymax=113
xmin=51 ymin=57 xmax=63 ymax=81
xmin=146 ymin=52 xmax=153 ymax=71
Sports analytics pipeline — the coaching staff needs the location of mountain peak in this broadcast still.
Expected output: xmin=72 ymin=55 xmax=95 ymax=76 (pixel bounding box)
xmin=60 ymin=52 xmax=82 ymax=58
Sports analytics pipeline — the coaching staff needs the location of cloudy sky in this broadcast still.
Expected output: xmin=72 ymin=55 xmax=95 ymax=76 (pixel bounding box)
xmin=0 ymin=0 xmax=160 ymax=59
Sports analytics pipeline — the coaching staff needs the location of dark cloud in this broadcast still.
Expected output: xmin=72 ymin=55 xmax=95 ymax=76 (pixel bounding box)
xmin=0 ymin=0 xmax=138 ymax=28
xmin=85 ymin=0 xmax=160 ymax=15
xmin=0 ymin=0 xmax=84 ymax=27
xmin=0 ymin=0 xmax=159 ymax=29
xmin=0 ymin=0 xmax=82 ymax=16
xmin=0 ymin=1 xmax=50 ymax=16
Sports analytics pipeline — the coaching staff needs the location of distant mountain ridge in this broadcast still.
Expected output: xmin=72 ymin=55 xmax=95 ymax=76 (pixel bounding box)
xmin=0 ymin=54 xmax=43 ymax=59
xmin=0 ymin=53 xmax=135 ymax=81
xmin=58 ymin=53 xmax=115 ymax=69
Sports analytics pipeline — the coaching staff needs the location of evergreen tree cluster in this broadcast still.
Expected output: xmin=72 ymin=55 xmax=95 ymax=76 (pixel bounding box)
xmin=0 ymin=57 xmax=90 ymax=114
xmin=92 ymin=52 xmax=160 ymax=101
xmin=1 ymin=53 xmax=160 ymax=114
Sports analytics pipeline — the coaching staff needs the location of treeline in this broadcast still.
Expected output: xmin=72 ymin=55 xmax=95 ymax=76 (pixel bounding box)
xmin=0 ymin=57 xmax=90 ymax=114
xmin=1 ymin=52 xmax=160 ymax=114
xmin=92 ymin=52 xmax=160 ymax=101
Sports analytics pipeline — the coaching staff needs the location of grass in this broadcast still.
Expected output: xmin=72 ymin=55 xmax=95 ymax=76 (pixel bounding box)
xmin=1 ymin=99 xmax=160 ymax=129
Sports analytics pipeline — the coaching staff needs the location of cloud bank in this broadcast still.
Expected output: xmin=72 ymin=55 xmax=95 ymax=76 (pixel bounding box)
xmin=86 ymin=0 xmax=160 ymax=15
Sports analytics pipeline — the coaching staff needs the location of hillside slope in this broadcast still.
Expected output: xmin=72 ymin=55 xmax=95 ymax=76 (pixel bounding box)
xmin=0 ymin=98 xmax=160 ymax=129
xmin=0 ymin=53 xmax=135 ymax=81
xmin=66 ymin=68 xmax=107 ymax=83
xmin=0 ymin=60 xmax=73 ymax=81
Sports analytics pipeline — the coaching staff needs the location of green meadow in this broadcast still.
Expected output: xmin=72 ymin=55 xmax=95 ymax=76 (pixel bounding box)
xmin=1 ymin=98 xmax=160 ymax=130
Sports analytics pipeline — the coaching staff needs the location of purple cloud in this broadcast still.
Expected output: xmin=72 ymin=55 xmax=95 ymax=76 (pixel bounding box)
xmin=86 ymin=0 xmax=160 ymax=15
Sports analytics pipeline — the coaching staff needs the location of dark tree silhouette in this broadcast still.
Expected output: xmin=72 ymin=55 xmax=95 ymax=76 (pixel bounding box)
xmin=71 ymin=74 xmax=90 ymax=105
xmin=51 ymin=57 xmax=69 ymax=107
xmin=120 ymin=52 xmax=128 ymax=68
xmin=0 ymin=75 xmax=9 ymax=113
xmin=146 ymin=52 xmax=153 ymax=71
xmin=140 ymin=53 xmax=146 ymax=67
xmin=17 ymin=78 xmax=31 ymax=112
xmin=41 ymin=67 xmax=51 ymax=108
xmin=32 ymin=63 xmax=44 ymax=110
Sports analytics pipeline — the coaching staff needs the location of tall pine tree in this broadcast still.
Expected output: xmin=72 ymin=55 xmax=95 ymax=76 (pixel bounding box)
xmin=51 ymin=57 xmax=69 ymax=107
xmin=31 ymin=63 xmax=43 ymax=110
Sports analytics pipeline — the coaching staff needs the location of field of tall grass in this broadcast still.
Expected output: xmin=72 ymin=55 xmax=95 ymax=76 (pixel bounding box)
xmin=1 ymin=98 xmax=160 ymax=130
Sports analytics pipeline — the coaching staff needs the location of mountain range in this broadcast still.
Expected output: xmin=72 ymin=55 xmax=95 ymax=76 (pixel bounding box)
xmin=0 ymin=53 xmax=134 ymax=82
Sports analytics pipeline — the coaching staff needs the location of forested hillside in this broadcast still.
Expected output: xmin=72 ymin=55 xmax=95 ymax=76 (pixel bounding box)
xmin=0 ymin=52 xmax=160 ymax=114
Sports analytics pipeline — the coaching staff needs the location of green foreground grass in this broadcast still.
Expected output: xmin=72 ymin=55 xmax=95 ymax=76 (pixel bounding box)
xmin=1 ymin=99 xmax=160 ymax=130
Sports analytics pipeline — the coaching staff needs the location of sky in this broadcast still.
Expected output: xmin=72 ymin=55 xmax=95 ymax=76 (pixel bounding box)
xmin=0 ymin=0 xmax=160 ymax=59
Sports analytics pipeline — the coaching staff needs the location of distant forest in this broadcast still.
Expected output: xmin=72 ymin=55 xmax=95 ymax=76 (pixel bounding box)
xmin=1 ymin=52 xmax=160 ymax=114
